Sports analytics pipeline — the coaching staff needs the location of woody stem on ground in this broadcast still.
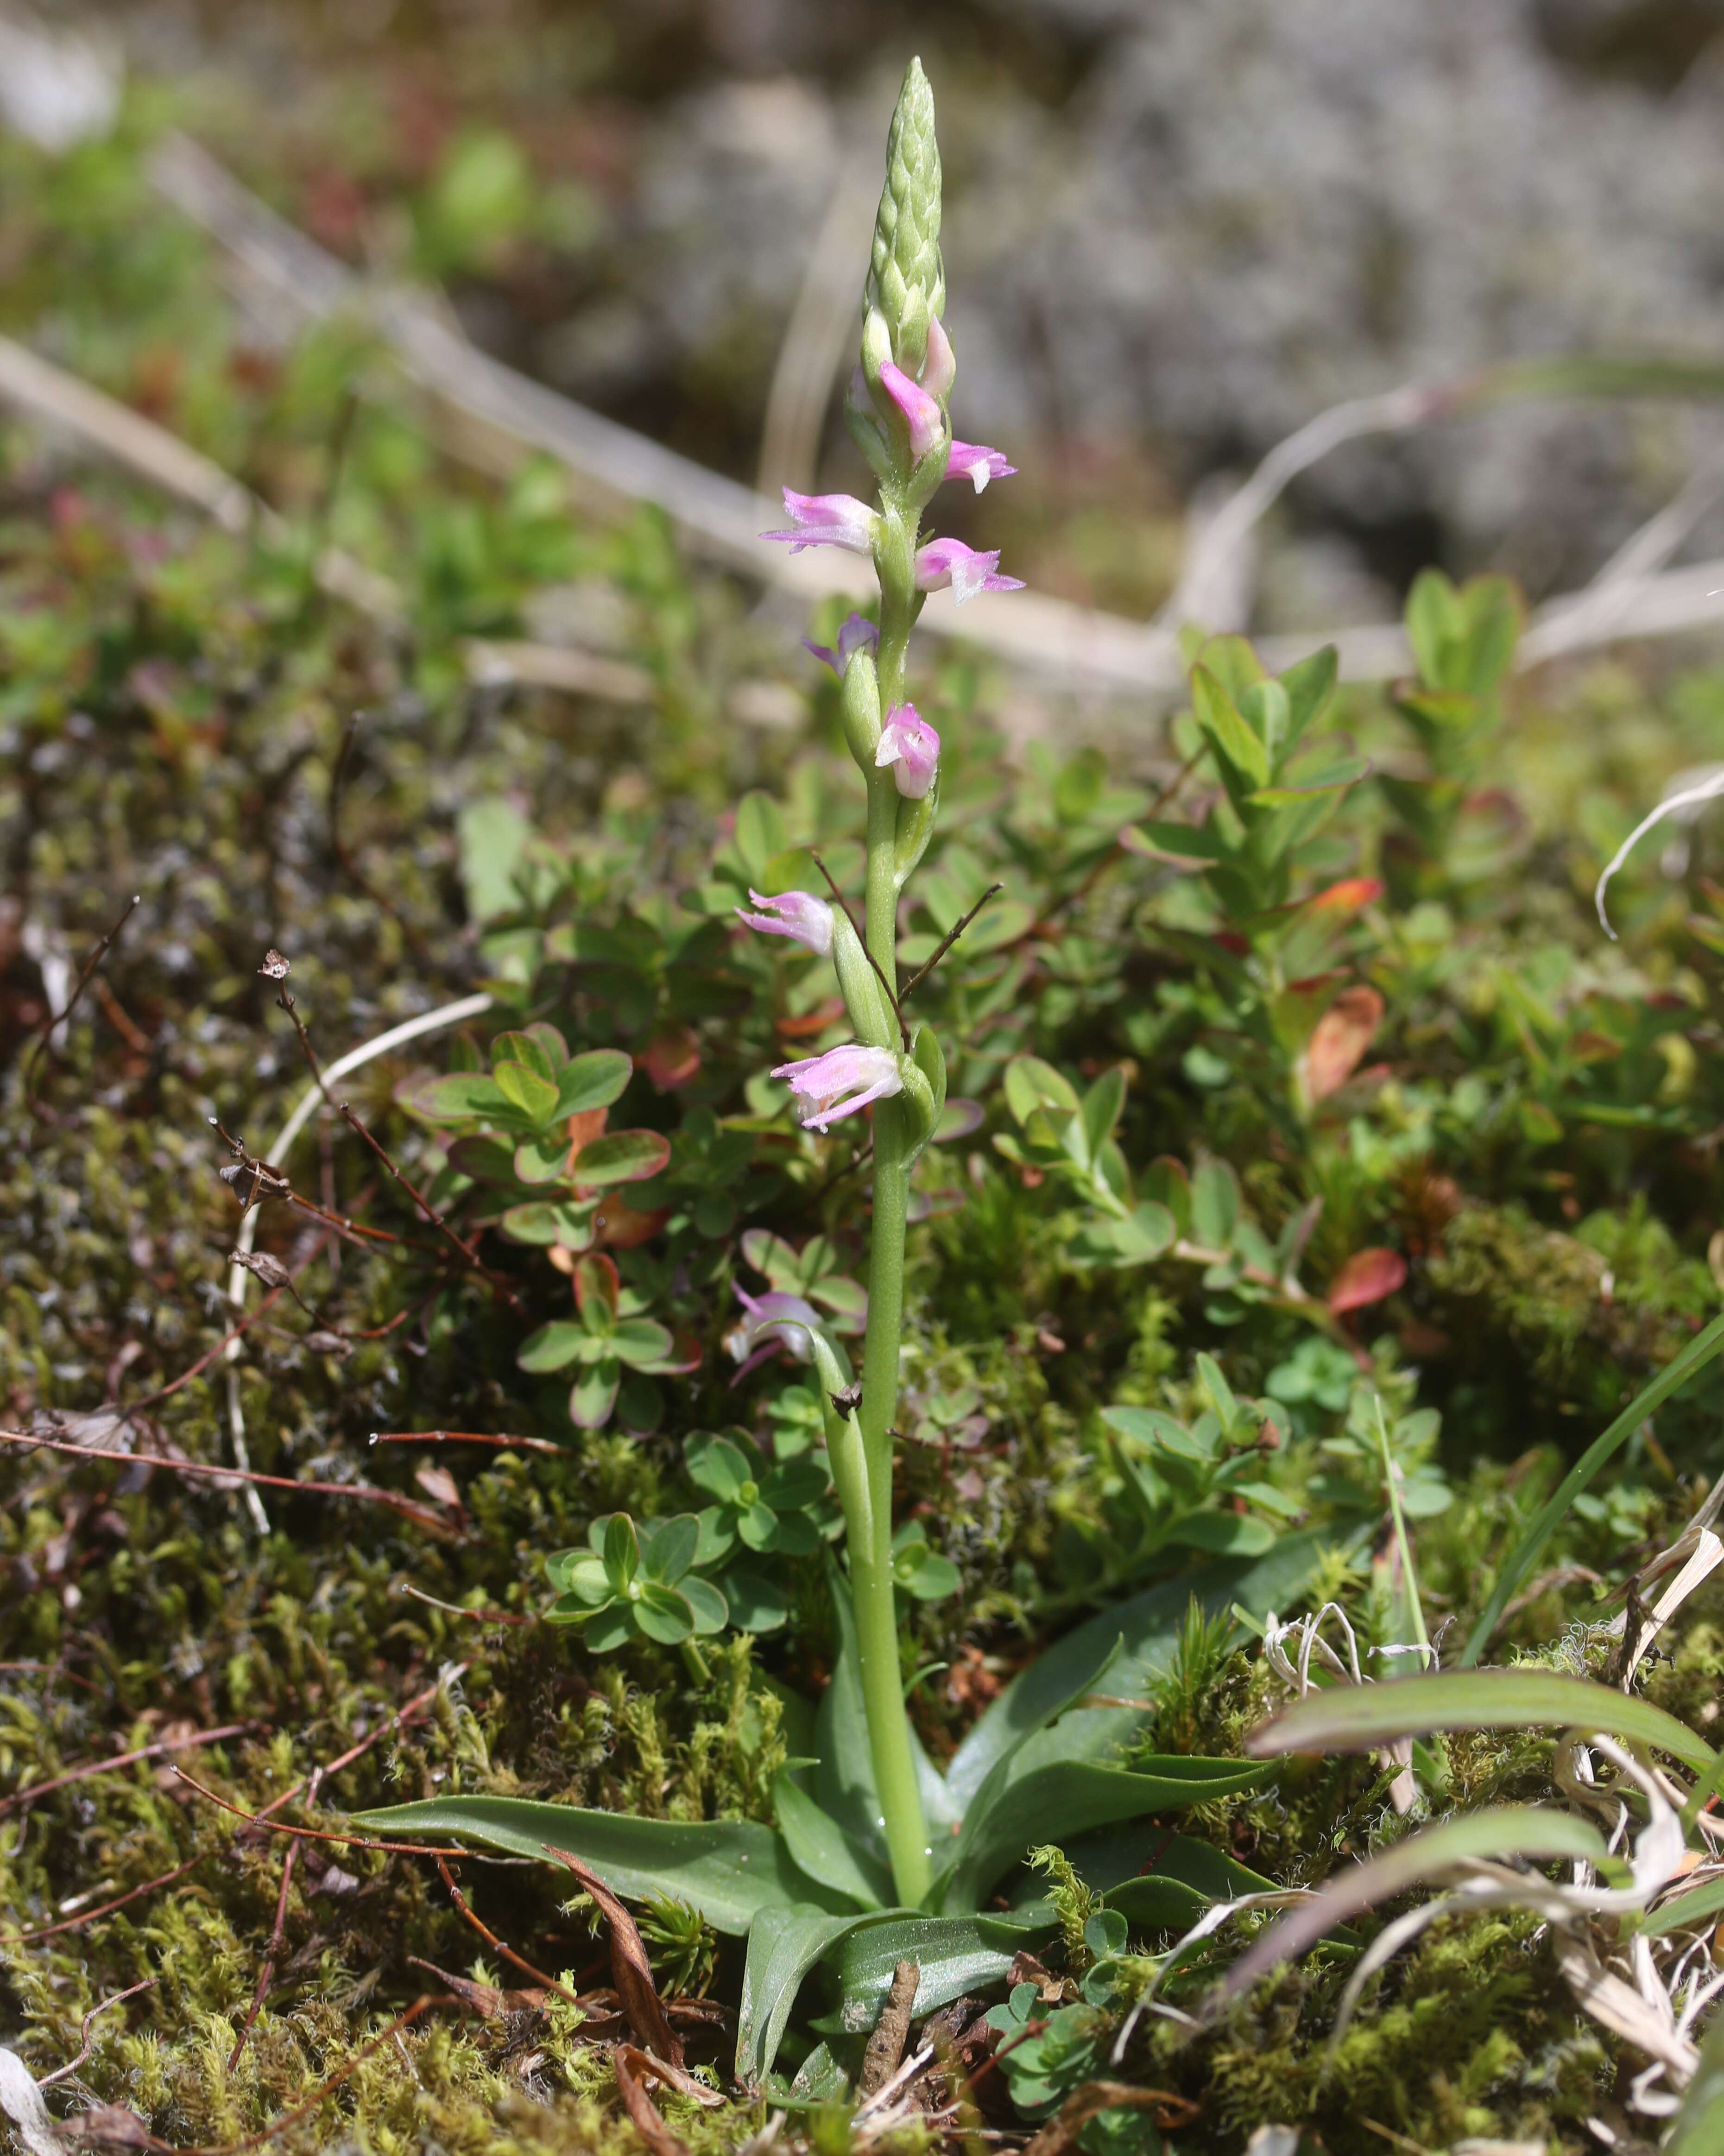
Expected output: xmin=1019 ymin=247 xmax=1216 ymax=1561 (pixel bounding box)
xmin=850 ymin=486 xmax=932 ymax=1907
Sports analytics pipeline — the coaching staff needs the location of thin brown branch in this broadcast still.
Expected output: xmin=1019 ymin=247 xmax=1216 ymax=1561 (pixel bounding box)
xmin=90 ymin=972 xmax=154 ymax=1055
xmin=38 ymin=1978 xmax=158 ymax=2090
xmin=802 ymin=1135 xmax=874 ymax=1209
xmin=328 ymin=714 xmax=434 ymax=963
xmin=272 ymin=980 xmax=331 ymax=1102
xmin=0 ymin=1857 xmax=205 ymax=1944
xmin=403 ymin=1584 xmax=534 ymax=1627
xmin=0 ymin=1430 xmax=457 ymax=1536
xmin=0 ymin=1658 xmax=102 ymax=1694
xmin=174 ymin=1769 xmax=478 ymax=1857
xmin=227 ymin=1844 xmax=296 ymax=2071
xmin=208 ymin=1115 xmax=439 ymax=1255
xmin=2 ymin=1723 xmax=253 ymax=1816
xmin=433 ymin=1854 xmax=582 ymax=2002
xmin=118 ymin=1284 xmax=288 ymax=1420
xmin=23 ymin=891 xmax=142 ymax=1098
xmin=253 ymin=1666 xmax=467 ymax=1824
xmin=899 ymin=885 xmax=1004 ymax=1002
xmin=809 ymin=849 xmax=909 ymax=1046
xmin=334 ymin=1098 xmax=522 ymax=1309
xmin=368 ymin=1428 xmax=562 ymax=1456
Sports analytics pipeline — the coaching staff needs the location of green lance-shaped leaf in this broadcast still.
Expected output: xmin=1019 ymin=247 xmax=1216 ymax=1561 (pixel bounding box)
xmin=349 ymin=1796 xmax=830 ymax=1936
xmin=1247 ymin=1667 xmax=1715 ymax=1773
xmin=1464 ymin=1304 xmax=1724 ymax=1664
xmin=865 ymin=57 xmax=944 ymax=374
xmin=1672 ymin=2000 xmax=1724 ymax=2153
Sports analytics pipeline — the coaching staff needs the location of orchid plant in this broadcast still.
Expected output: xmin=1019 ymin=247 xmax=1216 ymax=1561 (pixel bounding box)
xmin=357 ymin=59 xmax=1308 ymax=2091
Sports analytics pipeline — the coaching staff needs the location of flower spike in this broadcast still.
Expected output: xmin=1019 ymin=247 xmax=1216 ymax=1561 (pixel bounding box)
xmin=875 ymin=705 xmax=940 ymax=798
xmin=736 ymin=889 xmax=834 ymax=956
xmin=803 ymin=612 xmax=880 ymax=677
xmin=771 ymin=1042 xmax=903 ymax=1132
xmin=762 ymin=489 xmax=878 ymax=556
xmin=914 ymin=536 xmax=1027 ymax=605
xmin=946 ymin=441 xmax=1016 ymax=494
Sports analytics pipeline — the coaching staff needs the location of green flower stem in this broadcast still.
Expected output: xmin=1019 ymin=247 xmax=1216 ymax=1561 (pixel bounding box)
xmin=844 ymin=492 xmax=932 ymax=1908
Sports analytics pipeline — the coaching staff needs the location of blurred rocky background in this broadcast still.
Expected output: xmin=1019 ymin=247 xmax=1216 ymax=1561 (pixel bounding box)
xmin=42 ymin=0 xmax=1724 ymax=631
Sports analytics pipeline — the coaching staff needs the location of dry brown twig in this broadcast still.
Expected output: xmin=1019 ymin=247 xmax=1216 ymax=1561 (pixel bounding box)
xmin=0 ymin=1429 xmax=456 ymax=1537
xmin=226 ymin=1846 xmax=296 ymax=2072
xmin=36 ymin=1979 xmax=158 ymax=2092
xmin=856 ymin=1959 xmax=920 ymax=2100
xmin=0 ymin=1858 xmax=205 ymax=1947
xmin=432 ymin=1855 xmax=581 ymax=2004
xmin=21 ymin=892 xmax=141 ymax=1100
xmin=0 ymin=1723 xmax=252 ymax=1818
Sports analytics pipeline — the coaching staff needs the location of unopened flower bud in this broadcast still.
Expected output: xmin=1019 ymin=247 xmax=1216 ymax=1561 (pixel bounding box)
xmin=829 ymin=905 xmax=898 ymax=1050
xmin=921 ymin=315 xmax=955 ymax=402
xmin=840 ymin=639 xmax=883 ymax=772
xmin=865 ymin=58 xmax=945 ymax=375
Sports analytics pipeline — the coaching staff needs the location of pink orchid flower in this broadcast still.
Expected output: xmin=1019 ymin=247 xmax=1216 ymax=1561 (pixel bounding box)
xmin=724 ymin=1286 xmax=824 ymax=1380
xmin=771 ymin=1042 xmax=903 ymax=1132
xmin=736 ymin=888 xmax=834 ymax=956
xmin=914 ymin=537 xmax=1027 ymax=605
xmin=875 ymin=704 xmax=940 ymax=798
xmin=878 ymin=360 xmax=946 ymax=461
xmin=946 ymin=441 xmax=1016 ymax=494
xmin=803 ymin=611 xmax=880 ymax=677
xmin=762 ymin=489 xmax=878 ymax=555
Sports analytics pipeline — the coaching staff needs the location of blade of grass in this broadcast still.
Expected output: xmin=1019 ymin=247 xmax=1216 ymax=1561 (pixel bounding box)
xmin=1246 ymin=1668 xmax=1715 ymax=1772
xmin=1374 ymin=1394 xmax=1429 ymax=1660
xmin=1462 ymin=1307 xmax=1724 ymax=1665
xmin=1209 ymin=1805 xmax=1606 ymax=2009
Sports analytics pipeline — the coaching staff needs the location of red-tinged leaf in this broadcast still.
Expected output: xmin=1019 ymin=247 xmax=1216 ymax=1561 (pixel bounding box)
xmin=572 ymin=1129 xmax=674 ymax=1188
xmin=1301 ymin=876 xmax=1383 ymax=920
xmin=1305 ymin=986 xmax=1385 ymax=1102
xmin=566 ymin=1107 xmax=609 ymax=1151
xmin=774 ymin=999 xmax=846 ymax=1040
xmin=644 ymin=1027 xmax=701 ymax=1091
xmin=574 ymin=1252 xmax=620 ymax=1326
xmin=1327 ymin=1247 xmax=1408 ymax=1315
xmin=593 ymin=1202 xmax=671 ymax=1252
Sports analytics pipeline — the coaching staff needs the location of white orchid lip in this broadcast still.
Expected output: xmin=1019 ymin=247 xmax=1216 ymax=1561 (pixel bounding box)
xmin=946 ymin=440 xmax=1016 ymax=494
